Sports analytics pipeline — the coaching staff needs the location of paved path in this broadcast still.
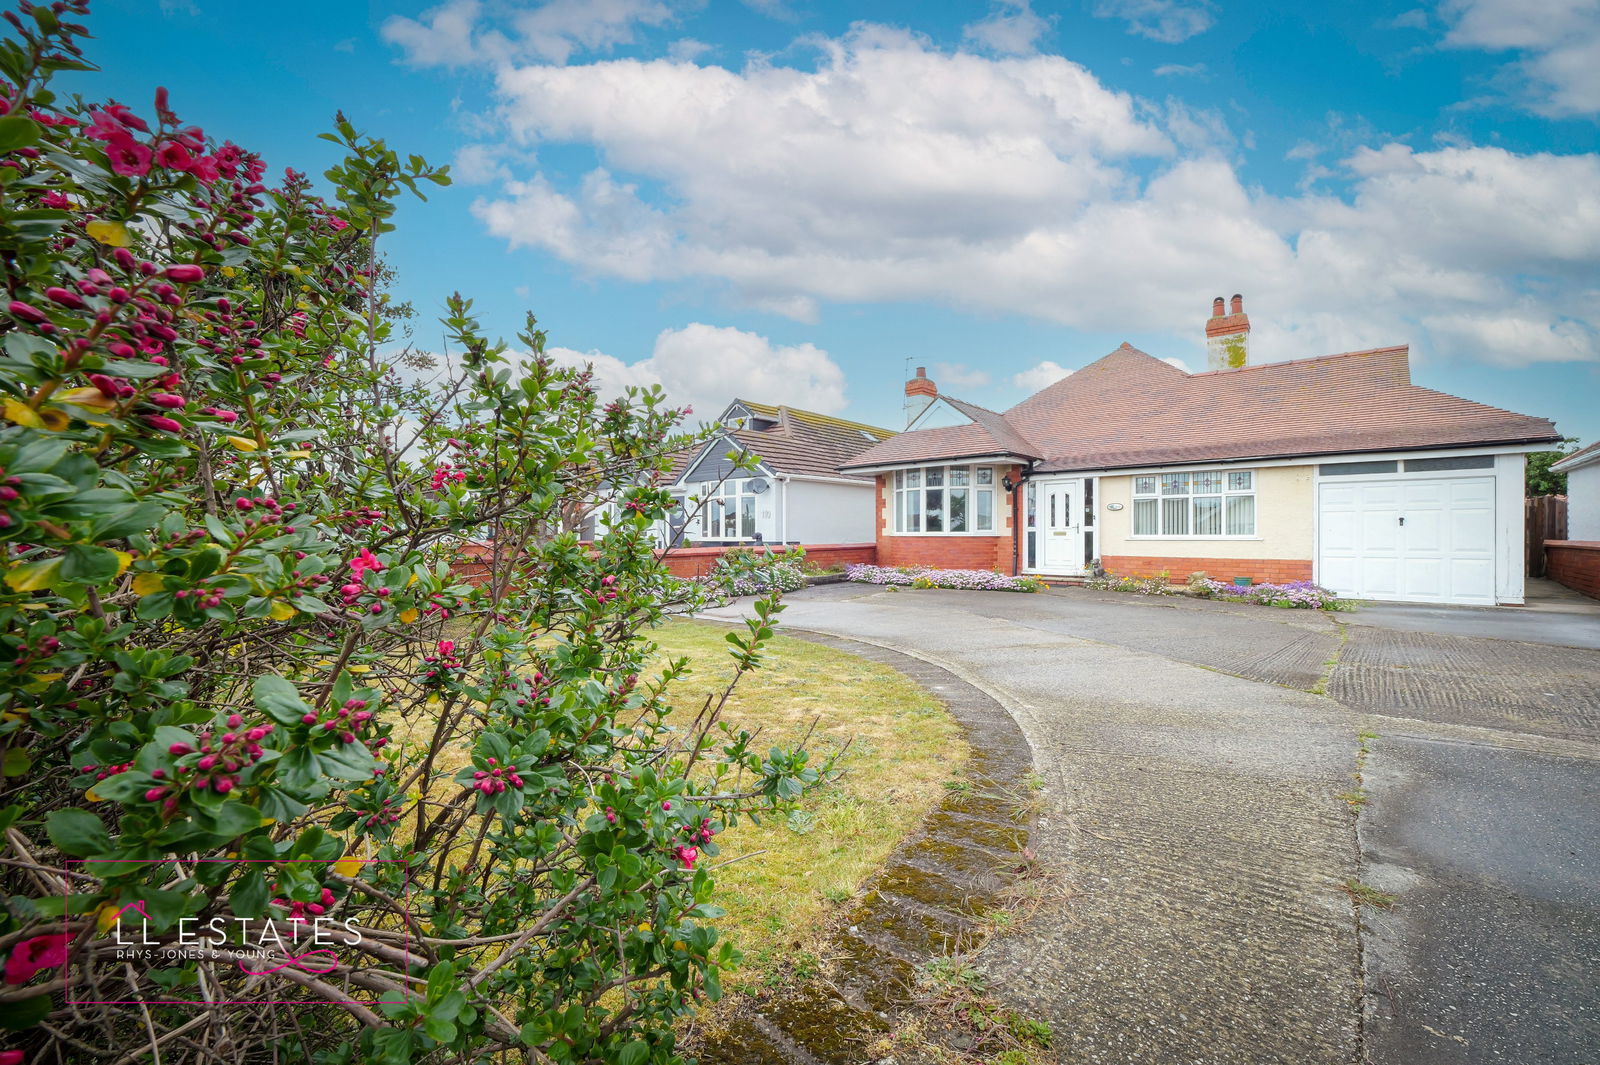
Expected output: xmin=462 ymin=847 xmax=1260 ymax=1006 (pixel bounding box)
xmin=698 ymin=582 xmax=1600 ymax=1064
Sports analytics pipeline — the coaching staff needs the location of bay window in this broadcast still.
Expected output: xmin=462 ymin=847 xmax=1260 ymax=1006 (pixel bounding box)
xmin=1132 ymin=469 xmax=1255 ymax=537
xmin=892 ymin=465 xmax=998 ymax=534
xmin=698 ymin=479 xmax=760 ymax=541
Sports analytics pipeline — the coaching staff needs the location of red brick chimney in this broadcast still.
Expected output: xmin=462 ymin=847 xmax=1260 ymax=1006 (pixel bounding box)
xmin=1205 ymin=293 xmax=1250 ymax=370
xmin=904 ymin=366 xmax=937 ymax=427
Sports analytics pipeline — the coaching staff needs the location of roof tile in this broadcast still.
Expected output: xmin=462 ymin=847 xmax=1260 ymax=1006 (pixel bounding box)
xmin=843 ymin=343 xmax=1560 ymax=471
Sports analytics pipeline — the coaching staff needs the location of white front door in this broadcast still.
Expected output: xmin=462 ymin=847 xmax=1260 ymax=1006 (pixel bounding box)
xmin=1040 ymin=479 xmax=1087 ymax=574
xmin=1318 ymin=477 xmax=1496 ymax=605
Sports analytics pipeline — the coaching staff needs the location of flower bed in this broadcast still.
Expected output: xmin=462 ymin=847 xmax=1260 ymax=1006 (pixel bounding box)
xmin=845 ymin=564 xmax=1044 ymax=593
xmin=702 ymin=546 xmax=809 ymax=596
xmin=1193 ymin=578 xmax=1346 ymax=610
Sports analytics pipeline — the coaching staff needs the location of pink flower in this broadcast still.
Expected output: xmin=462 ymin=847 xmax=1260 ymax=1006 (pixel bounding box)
xmin=186 ymin=154 xmax=220 ymax=184
xmin=83 ymin=110 xmax=126 ymax=143
xmin=164 ymin=264 xmax=204 ymax=284
xmin=101 ymin=103 xmax=149 ymax=133
xmin=326 ymin=216 xmax=349 ymax=232
xmin=155 ymin=140 xmax=192 ymax=171
xmin=143 ymin=414 xmax=182 ymax=433
xmin=150 ymin=394 xmax=186 ymax=409
xmin=39 ymin=191 xmax=71 ymax=209
xmin=4 ymin=933 xmax=69 ymax=985
xmin=349 ymin=548 xmax=383 ymax=577
xmin=105 ymin=137 xmax=153 ymax=178
xmin=8 ymin=300 xmax=47 ymax=324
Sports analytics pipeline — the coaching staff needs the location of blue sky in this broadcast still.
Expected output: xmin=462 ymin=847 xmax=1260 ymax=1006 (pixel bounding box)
xmin=76 ymin=0 xmax=1598 ymax=445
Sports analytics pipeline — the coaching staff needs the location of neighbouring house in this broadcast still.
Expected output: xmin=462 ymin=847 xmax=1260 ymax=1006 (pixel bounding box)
xmin=1552 ymin=442 xmax=1600 ymax=541
xmin=657 ymin=399 xmax=895 ymax=548
xmin=840 ymin=294 xmax=1563 ymax=606
xmin=1546 ymin=442 xmax=1600 ymax=600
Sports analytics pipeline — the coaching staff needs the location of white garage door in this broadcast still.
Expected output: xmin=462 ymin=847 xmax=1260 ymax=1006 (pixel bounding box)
xmin=1318 ymin=477 xmax=1496 ymax=605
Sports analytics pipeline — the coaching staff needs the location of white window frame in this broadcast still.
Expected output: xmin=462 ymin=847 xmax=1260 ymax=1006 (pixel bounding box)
xmin=696 ymin=479 xmax=763 ymax=542
xmin=1131 ymin=468 xmax=1257 ymax=539
xmin=891 ymin=465 xmax=998 ymax=535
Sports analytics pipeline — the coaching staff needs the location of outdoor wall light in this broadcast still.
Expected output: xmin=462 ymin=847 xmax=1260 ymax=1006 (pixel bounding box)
xmin=1001 ymin=475 xmax=1017 ymax=492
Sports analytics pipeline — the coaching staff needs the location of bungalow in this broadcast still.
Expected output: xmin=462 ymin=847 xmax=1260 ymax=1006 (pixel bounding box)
xmin=659 ymin=400 xmax=894 ymax=547
xmin=840 ymin=295 xmax=1563 ymax=606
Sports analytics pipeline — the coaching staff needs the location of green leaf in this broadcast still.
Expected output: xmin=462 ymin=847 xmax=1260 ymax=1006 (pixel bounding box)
xmin=230 ymin=868 xmax=269 ymax=919
xmin=617 ymin=1041 xmax=650 ymax=1065
xmin=4 ymin=557 xmax=63 ymax=593
xmin=46 ymin=808 xmax=113 ymax=857
xmin=204 ymin=800 xmax=263 ymax=839
xmin=92 ymin=501 xmax=165 ymax=541
xmin=254 ymin=674 xmax=311 ymax=724
xmin=0 ymin=115 xmax=40 ymax=154
xmin=1 ymin=747 xmax=30 ymax=776
xmin=0 ymin=992 xmax=52 ymax=1031
xmin=61 ymin=543 xmax=123 ymax=584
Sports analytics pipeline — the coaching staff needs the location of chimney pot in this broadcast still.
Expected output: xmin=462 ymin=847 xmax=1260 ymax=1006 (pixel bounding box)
xmin=904 ymin=365 xmax=938 ymax=425
xmin=1204 ymin=291 xmax=1251 ymax=370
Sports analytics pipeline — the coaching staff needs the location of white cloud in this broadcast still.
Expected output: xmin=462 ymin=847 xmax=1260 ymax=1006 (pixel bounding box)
xmin=740 ymin=0 xmax=799 ymax=19
xmin=1012 ymin=360 xmax=1072 ymax=391
xmin=383 ymin=0 xmax=491 ymax=67
xmin=453 ymin=144 xmax=513 ymax=184
xmin=457 ymin=22 xmax=1600 ymax=370
xmin=963 ymin=1 xmax=1054 ymax=56
xmin=1387 ymin=8 xmax=1430 ymax=30
xmin=1160 ymin=356 xmax=1192 ymax=372
xmin=932 ymin=362 xmax=993 ymax=389
xmin=549 ymin=323 xmax=849 ymax=416
xmin=1441 ymin=0 xmax=1600 ymax=116
xmin=1154 ymin=62 xmax=1207 ymax=77
xmin=667 ymin=38 xmax=713 ymax=61
xmin=1093 ymin=0 xmax=1215 ymax=43
xmin=383 ymin=0 xmax=677 ymax=67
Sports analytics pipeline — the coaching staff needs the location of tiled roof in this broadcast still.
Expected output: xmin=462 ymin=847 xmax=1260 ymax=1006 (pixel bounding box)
xmin=667 ymin=400 xmax=894 ymax=482
xmin=842 ymin=343 xmax=1560 ymax=471
xmin=1552 ymin=440 xmax=1600 ymax=473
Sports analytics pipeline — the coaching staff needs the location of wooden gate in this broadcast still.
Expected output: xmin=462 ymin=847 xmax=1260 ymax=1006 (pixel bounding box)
xmin=1525 ymin=495 xmax=1569 ymax=577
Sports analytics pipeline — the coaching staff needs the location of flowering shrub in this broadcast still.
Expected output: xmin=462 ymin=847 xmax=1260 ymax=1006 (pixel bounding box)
xmin=702 ymin=546 xmax=806 ymax=596
xmin=845 ymin=564 xmax=1044 ymax=593
xmin=0 ymin=10 xmax=824 ymax=1064
xmin=1193 ymin=578 xmax=1346 ymax=610
xmin=1084 ymin=571 xmax=1174 ymax=595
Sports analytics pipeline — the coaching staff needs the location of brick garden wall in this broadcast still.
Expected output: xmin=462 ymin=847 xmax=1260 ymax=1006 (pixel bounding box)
xmin=1100 ymin=555 xmax=1313 ymax=585
xmin=655 ymin=543 xmax=876 ymax=579
xmin=1545 ymin=541 xmax=1600 ymax=600
xmin=451 ymin=541 xmax=876 ymax=584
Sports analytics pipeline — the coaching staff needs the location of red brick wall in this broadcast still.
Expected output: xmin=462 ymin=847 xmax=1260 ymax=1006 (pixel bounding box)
xmin=873 ymin=465 xmax=1022 ymax=574
xmin=1100 ymin=555 xmax=1313 ymax=585
xmin=877 ymin=535 xmax=1011 ymax=571
xmin=1545 ymin=541 xmax=1600 ymax=600
xmin=452 ymin=541 xmax=876 ymax=583
xmin=656 ymin=543 xmax=876 ymax=579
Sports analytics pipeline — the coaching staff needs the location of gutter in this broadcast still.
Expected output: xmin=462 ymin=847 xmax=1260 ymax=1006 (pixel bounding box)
xmin=1009 ymin=460 xmax=1038 ymax=577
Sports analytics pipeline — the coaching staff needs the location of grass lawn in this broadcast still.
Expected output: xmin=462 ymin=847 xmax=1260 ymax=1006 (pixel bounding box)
xmin=651 ymin=618 xmax=966 ymax=988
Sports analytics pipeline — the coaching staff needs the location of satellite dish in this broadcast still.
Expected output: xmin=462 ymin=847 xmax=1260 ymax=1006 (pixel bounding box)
xmin=747 ymin=477 xmax=770 ymax=494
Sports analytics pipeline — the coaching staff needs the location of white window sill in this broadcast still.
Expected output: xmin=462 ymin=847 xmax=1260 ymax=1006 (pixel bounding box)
xmin=886 ymin=530 xmax=1003 ymax=537
xmin=1126 ymin=536 xmax=1263 ymax=542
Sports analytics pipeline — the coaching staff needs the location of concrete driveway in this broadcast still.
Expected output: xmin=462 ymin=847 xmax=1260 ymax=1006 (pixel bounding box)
xmin=700 ymin=582 xmax=1600 ymax=1064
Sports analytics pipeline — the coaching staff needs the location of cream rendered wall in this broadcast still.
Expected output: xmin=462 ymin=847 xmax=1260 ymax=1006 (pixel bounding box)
xmin=1096 ymin=465 xmax=1316 ymax=560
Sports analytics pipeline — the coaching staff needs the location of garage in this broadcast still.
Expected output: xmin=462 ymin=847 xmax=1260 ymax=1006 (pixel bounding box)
xmin=1317 ymin=475 xmax=1497 ymax=605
